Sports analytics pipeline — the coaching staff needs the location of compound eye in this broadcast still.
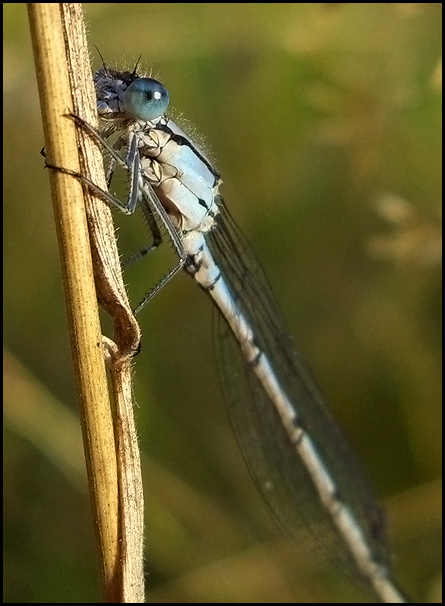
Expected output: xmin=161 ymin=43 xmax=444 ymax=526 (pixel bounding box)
xmin=122 ymin=77 xmax=170 ymax=121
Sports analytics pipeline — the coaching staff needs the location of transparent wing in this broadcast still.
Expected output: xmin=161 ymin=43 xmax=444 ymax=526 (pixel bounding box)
xmin=208 ymin=200 xmax=389 ymax=577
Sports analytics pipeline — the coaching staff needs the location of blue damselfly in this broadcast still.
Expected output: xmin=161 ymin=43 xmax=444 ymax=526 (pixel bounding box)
xmin=67 ymin=61 xmax=408 ymax=603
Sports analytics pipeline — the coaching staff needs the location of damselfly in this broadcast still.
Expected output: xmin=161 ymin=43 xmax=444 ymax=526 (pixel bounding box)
xmin=68 ymin=61 xmax=408 ymax=603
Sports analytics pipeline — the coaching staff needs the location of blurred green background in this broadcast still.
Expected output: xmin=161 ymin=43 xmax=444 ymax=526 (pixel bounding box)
xmin=4 ymin=3 xmax=442 ymax=603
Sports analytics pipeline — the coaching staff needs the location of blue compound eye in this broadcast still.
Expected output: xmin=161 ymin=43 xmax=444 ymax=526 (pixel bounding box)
xmin=122 ymin=77 xmax=170 ymax=121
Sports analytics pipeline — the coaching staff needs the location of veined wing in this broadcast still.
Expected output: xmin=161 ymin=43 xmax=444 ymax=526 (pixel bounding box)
xmin=208 ymin=199 xmax=393 ymax=592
